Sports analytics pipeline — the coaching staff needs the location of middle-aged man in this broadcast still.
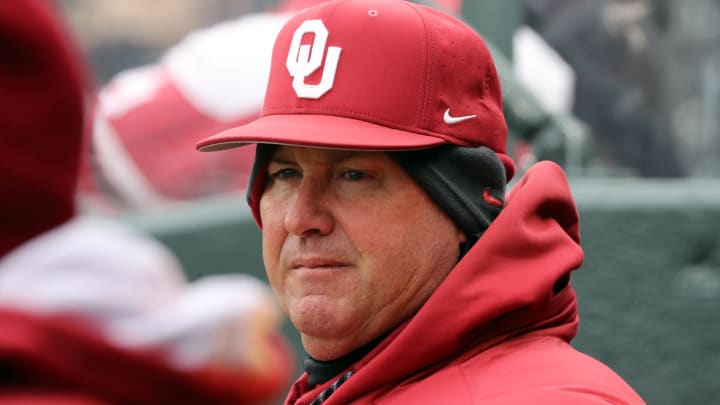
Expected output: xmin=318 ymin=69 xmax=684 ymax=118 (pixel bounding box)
xmin=197 ymin=0 xmax=646 ymax=403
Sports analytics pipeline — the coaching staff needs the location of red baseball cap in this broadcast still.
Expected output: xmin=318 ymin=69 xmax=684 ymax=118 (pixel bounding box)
xmin=196 ymin=0 xmax=515 ymax=181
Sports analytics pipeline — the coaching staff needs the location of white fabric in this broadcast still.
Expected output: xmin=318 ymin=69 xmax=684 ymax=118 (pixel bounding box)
xmin=109 ymin=274 xmax=280 ymax=369
xmin=0 ymin=216 xmax=281 ymax=369
xmin=97 ymin=64 xmax=167 ymax=119
xmin=165 ymin=12 xmax=294 ymax=121
xmin=513 ymin=25 xmax=576 ymax=114
xmin=0 ymin=217 xmax=185 ymax=318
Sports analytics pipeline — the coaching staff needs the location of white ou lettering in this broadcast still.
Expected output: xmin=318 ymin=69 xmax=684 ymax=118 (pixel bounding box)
xmin=285 ymin=19 xmax=342 ymax=99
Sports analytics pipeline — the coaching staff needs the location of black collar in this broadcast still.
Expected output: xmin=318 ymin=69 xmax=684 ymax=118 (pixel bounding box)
xmin=304 ymin=333 xmax=387 ymax=386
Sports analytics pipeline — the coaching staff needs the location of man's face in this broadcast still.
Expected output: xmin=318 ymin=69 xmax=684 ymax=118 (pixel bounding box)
xmin=259 ymin=146 xmax=465 ymax=360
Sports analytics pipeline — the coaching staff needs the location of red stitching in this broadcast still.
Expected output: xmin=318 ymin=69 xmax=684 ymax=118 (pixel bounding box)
xmin=483 ymin=187 xmax=503 ymax=208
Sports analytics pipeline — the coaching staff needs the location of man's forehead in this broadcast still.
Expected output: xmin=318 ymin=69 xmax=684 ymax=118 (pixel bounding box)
xmin=268 ymin=145 xmax=388 ymax=164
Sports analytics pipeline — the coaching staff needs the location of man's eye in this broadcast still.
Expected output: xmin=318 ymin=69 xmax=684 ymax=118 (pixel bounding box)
xmin=270 ymin=168 xmax=300 ymax=179
xmin=342 ymin=170 xmax=368 ymax=181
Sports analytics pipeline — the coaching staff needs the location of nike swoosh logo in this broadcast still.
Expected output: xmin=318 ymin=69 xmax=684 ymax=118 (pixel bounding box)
xmin=443 ymin=108 xmax=477 ymax=125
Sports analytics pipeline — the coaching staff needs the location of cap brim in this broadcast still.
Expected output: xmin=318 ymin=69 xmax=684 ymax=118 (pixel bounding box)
xmin=197 ymin=113 xmax=516 ymax=182
xmin=196 ymin=114 xmax=447 ymax=152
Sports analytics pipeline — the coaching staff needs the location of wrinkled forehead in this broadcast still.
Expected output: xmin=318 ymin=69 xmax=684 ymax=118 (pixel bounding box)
xmin=266 ymin=144 xmax=392 ymax=165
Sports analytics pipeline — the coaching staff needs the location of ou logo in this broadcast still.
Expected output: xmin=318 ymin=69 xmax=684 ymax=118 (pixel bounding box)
xmin=285 ymin=19 xmax=342 ymax=99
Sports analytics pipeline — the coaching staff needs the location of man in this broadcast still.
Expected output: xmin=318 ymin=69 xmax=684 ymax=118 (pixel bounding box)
xmin=197 ymin=0 xmax=646 ymax=403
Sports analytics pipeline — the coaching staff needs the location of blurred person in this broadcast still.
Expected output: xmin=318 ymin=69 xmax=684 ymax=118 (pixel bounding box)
xmin=0 ymin=1 xmax=292 ymax=403
xmin=196 ymin=0 xmax=646 ymax=403
xmin=524 ymin=0 xmax=685 ymax=177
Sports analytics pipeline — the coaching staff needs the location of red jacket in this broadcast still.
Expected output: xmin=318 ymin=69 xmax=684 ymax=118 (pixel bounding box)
xmin=284 ymin=162 xmax=645 ymax=404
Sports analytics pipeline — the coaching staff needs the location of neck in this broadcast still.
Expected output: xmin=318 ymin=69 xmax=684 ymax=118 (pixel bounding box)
xmin=304 ymin=332 xmax=388 ymax=386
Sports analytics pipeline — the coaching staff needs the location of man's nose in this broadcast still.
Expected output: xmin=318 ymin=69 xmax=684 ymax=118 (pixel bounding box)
xmin=284 ymin=179 xmax=334 ymax=237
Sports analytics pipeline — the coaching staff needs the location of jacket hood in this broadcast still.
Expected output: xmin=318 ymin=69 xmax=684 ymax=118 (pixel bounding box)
xmin=0 ymin=0 xmax=87 ymax=257
xmin=311 ymin=161 xmax=584 ymax=402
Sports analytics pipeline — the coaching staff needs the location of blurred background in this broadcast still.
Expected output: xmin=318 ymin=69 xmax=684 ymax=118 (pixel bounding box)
xmin=54 ymin=0 xmax=720 ymax=404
